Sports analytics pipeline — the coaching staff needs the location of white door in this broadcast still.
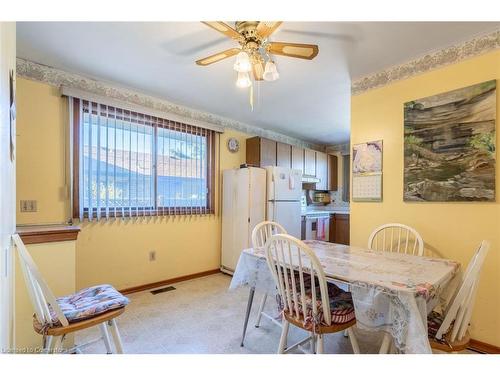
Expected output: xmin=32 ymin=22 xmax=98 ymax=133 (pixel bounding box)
xmin=0 ymin=22 xmax=16 ymax=351
xmin=266 ymin=166 xmax=302 ymax=201
xmin=221 ymin=168 xmax=266 ymax=273
xmin=221 ymin=169 xmax=249 ymax=272
xmin=267 ymin=201 xmax=302 ymax=238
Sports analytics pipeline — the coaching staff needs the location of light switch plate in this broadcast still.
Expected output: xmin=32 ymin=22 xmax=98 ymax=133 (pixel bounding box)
xmin=20 ymin=200 xmax=37 ymax=212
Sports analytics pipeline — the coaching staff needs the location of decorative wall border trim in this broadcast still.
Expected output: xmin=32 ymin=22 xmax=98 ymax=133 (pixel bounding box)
xmin=326 ymin=142 xmax=349 ymax=155
xmin=352 ymin=29 xmax=500 ymax=95
xmin=16 ymin=58 xmax=322 ymax=150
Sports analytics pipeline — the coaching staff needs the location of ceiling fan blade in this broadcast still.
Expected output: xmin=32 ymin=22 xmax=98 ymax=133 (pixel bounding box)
xmin=280 ymin=29 xmax=357 ymax=43
xmin=268 ymin=42 xmax=319 ymax=60
xmin=196 ymin=48 xmax=241 ymax=66
xmin=256 ymin=21 xmax=283 ymax=38
xmin=252 ymin=60 xmax=264 ymax=81
xmin=201 ymin=21 xmax=242 ymax=41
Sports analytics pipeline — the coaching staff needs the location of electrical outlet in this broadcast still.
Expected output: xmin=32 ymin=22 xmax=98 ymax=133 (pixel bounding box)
xmin=20 ymin=200 xmax=37 ymax=212
xmin=149 ymin=251 xmax=156 ymax=261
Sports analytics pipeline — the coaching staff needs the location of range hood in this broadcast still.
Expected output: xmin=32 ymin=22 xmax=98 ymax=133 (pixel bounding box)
xmin=302 ymin=176 xmax=320 ymax=183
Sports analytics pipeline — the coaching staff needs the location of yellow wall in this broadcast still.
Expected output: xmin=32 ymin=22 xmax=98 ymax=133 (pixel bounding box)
xmin=16 ymin=78 xmax=248 ymax=290
xmin=351 ymin=50 xmax=500 ymax=346
xmin=16 ymin=80 xmax=69 ymax=224
xmin=15 ymin=241 xmax=76 ymax=351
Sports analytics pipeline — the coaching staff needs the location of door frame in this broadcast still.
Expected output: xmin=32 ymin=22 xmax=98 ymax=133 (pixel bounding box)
xmin=0 ymin=22 xmax=16 ymax=352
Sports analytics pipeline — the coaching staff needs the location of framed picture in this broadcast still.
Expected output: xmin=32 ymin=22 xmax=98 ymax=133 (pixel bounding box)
xmin=404 ymin=80 xmax=496 ymax=202
xmin=352 ymin=140 xmax=383 ymax=202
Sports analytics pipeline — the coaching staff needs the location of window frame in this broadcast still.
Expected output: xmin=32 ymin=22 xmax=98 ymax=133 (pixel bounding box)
xmin=72 ymin=98 xmax=216 ymax=219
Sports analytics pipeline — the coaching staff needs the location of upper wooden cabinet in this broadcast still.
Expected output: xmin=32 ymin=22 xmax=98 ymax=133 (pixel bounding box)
xmin=260 ymin=138 xmax=277 ymax=167
xmin=328 ymin=154 xmax=338 ymax=191
xmin=276 ymin=142 xmax=292 ymax=168
xmin=246 ymin=136 xmax=338 ymax=191
xmin=246 ymin=137 xmax=277 ymax=167
xmin=304 ymin=149 xmax=316 ymax=176
xmin=291 ymin=146 xmax=304 ymax=173
xmin=315 ymin=152 xmax=328 ymax=190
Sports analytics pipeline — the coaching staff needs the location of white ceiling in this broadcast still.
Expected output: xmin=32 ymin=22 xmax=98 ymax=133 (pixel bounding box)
xmin=16 ymin=22 xmax=500 ymax=145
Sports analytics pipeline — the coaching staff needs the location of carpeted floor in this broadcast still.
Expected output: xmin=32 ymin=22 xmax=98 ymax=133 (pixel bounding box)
xmin=75 ymin=273 xmax=471 ymax=354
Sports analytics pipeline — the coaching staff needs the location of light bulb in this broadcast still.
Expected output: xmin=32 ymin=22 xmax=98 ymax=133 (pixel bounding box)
xmin=236 ymin=72 xmax=252 ymax=88
xmin=233 ymin=51 xmax=252 ymax=73
xmin=263 ymin=61 xmax=279 ymax=81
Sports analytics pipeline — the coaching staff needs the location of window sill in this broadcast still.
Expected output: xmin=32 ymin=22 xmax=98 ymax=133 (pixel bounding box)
xmin=16 ymin=225 xmax=81 ymax=245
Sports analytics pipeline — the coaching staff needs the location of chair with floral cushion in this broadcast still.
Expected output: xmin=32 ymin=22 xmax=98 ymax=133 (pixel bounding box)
xmin=427 ymin=240 xmax=489 ymax=353
xmin=264 ymin=233 xmax=360 ymax=354
xmin=13 ymin=234 xmax=129 ymax=354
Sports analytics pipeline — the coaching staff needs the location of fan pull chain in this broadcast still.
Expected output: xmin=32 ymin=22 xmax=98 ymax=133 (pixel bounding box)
xmin=249 ymin=84 xmax=254 ymax=111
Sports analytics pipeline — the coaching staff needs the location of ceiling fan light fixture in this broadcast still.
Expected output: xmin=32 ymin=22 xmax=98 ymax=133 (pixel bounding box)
xmin=233 ymin=51 xmax=252 ymax=73
xmin=236 ymin=71 xmax=252 ymax=88
xmin=263 ymin=60 xmax=279 ymax=81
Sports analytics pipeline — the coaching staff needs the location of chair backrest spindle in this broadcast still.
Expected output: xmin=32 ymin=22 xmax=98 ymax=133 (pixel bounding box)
xmin=435 ymin=241 xmax=489 ymax=342
xmin=12 ymin=234 xmax=69 ymax=327
xmin=368 ymin=223 xmax=424 ymax=256
xmin=251 ymin=221 xmax=287 ymax=250
xmin=264 ymin=234 xmax=331 ymax=326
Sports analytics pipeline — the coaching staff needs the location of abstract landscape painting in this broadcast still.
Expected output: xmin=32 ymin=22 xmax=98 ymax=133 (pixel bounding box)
xmin=404 ymin=80 xmax=496 ymax=202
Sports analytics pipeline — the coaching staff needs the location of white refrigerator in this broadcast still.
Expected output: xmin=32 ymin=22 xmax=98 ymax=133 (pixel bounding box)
xmin=221 ymin=166 xmax=302 ymax=273
xmin=265 ymin=166 xmax=302 ymax=238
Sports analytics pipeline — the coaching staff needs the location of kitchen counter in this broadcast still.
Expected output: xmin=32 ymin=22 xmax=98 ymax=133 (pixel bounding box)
xmin=301 ymin=208 xmax=350 ymax=216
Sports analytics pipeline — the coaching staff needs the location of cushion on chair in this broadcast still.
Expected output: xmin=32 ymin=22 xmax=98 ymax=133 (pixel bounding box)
xmin=427 ymin=310 xmax=456 ymax=340
xmin=427 ymin=311 xmax=470 ymax=351
xmin=277 ymin=272 xmax=356 ymax=329
xmin=50 ymin=284 xmax=129 ymax=324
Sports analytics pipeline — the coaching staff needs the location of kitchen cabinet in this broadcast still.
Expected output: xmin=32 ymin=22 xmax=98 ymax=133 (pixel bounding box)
xmin=328 ymin=154 xmax=338 ymax=191
xmin=246 ymin=136 xmax=277 ymax=167
xmin=329 ymin=213 xmax=350 ymax=245
xmin=260 ymin=138 xmax=277 ymax=167
xmin=276 ymin=142 xmax=292 ymax=168
xmin=291 ymin=146 xmax=304 ymax=173
xmin=315 ymin=151 xmax=328 ymax=190
xmin=246 ymin=137 xmax=333 ymax=191
xmin=304 ymin=149 xmax=316 ymax=176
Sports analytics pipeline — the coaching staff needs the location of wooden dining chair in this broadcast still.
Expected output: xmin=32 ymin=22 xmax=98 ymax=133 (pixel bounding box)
xmin=368 ymin=223 xmax=424 ymax=353
xmin=264 ymin=233 xmax=360 ymax=354
xmin=428 ymin=240 xmax=489 ymax=353
xmin=368 ymin=223 xmax=424 ymax=256
xmin=13 ymin=234 xmax=129 ymax=354
xmin=251 ymin=221 xmax=287 ymax=329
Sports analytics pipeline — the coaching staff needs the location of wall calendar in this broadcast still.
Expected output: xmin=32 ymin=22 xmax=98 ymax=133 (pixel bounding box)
xmin=352 ymin=140 xmax=383 ymax=202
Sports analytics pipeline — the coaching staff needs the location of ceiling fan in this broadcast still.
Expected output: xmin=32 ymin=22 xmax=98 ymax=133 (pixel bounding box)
xmin=196 ymin=21 xmax=319 ymax=87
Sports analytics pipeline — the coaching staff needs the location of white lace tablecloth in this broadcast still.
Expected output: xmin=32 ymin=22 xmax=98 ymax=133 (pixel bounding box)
xmin=229 ymin=240 xmax=460 ymax=354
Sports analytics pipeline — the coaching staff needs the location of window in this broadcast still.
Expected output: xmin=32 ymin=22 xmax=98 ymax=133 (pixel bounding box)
xmin=72 ymin=99 xmax=215 ymax=219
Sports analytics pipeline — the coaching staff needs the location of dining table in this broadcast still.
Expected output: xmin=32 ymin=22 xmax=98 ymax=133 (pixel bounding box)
xmin=229 ymin=240 xmax=461 ymax=354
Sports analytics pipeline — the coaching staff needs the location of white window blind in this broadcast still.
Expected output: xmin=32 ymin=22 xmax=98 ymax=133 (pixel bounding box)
xmin=72 ymin=98 xmax=215 ymax=220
